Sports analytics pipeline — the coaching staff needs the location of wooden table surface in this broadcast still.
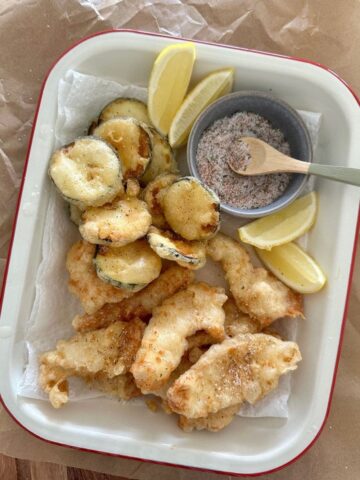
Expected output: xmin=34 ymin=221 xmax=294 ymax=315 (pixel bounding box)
xmin=0 ymin=454 xmax=129 ymax=480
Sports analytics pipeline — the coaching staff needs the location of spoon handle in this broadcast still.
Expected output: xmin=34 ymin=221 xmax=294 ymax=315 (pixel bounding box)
xmin=308 ymin=163 xmax=360 ymax=187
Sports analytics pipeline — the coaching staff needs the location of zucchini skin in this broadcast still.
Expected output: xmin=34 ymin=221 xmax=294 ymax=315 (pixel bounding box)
xmin=147 ymin=227 xmax=206 ymax=270
xmin=95 ymin=268 xmax=147 ymax=292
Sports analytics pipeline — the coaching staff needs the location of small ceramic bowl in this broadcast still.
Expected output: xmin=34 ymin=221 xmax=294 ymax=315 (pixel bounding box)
xmin=187 ymin=90 xmax=313 ymax=218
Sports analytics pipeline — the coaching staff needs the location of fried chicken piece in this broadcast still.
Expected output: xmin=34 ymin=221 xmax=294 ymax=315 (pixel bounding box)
xmin=167 ymin=333 xmax=301 ymax=418
xmin=207 ymin=234 xmax=303 ymax=327
xmin=153 ymin=300 xmax=275 ymax=432
xmin=152 ymin=344 xmax=240 ymax=433
xmin=153 ymin=349 xmax=239 ymax=432
xmin=157 ymin=312 xmax=274 ymax=432
xmin=39 ymin=364 xmax=69 ymax=409
xmin=161 ymin=300 xmax=259 ymax=432
xmin=39 ymin=318 xmax=144 ymax=408
xmin=40 ymin=318 xmax=145 ymax=379
xmin=88 ymin=372 xmax=140 ymax=400
xmin=66 ymin=240 xmax=132 ymax=314
xmin=72 ymin=265 xmax=194 ymax=332
xmin=178 ymin=404 xmax=241 ymax=432
xmin=131 ymin=282 xmax=227 ymax=393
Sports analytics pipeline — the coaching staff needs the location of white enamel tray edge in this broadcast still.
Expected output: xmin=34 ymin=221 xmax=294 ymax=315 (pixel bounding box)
xmin=0 ymin=30 xmax=360 ymax=476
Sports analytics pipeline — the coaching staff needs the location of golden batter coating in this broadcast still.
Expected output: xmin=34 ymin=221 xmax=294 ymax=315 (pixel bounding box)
xmin=207 ymin=233 xmax=303 ymax=327
xmin=167 ymin=333 xmax=301 ymax=418
xmin=39 ymin=318 xmax=145 ymax=408
xmin=131 ymin=282 xmax=227 ymax=394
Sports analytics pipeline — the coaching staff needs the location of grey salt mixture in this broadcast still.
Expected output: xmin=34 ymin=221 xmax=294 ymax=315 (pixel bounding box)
xmin=196 ymin=112 xmax=292 ymax=209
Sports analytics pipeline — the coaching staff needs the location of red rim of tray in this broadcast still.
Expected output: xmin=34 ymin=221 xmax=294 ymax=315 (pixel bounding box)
xmin=0 ymin=29 xmax=359 ymax=477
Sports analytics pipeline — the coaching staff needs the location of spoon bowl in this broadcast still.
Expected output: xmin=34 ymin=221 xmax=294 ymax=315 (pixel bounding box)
xmin=228 ymin=137 xmax=308 ymax=175
xmin=228 ymin=137 xmax=360 ymax=186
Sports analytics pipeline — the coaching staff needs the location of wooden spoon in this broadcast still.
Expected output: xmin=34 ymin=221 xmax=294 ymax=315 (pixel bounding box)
xmin=227 ymin=137 xmax=360 ymax=187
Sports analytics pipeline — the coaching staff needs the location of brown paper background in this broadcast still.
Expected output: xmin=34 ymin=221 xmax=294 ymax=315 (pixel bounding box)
xmin=0 ymin=1 xmax=359 ymax=478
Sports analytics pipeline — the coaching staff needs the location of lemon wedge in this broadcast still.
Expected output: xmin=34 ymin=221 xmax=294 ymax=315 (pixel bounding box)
xmin=256 ymin=242 xmax=327 ymax=293
xmin=148 ymin=43 xmax=196 ymax=136
xmin=238 ymin=192 xmax=317 ymax=250
xmin=168 ymin=68 xmax=234 ymax=148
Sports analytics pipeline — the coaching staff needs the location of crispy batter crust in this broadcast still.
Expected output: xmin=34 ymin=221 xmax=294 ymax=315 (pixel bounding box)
xmin=39 ymin=318 xmax=145 ymax=408
xmin=131 ymin=282 xmax=227 ymax=393
xmin=167 ymin=333 xmax=301 ymax=418
xmin=41 ymin=318 xmax=145 ymax=378
xmin=207 ymin=233 xmax=303 ymax=327
xmin=72 ymin=265 xmax=195 ymax=332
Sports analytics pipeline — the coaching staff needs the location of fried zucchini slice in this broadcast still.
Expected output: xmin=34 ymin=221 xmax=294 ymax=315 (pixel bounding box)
xmin=163 ymin=177 xmax=220 ymax=241
xmin=99 ymin=98 xmax=150 ymax=125
xmin=49 ymin=137 xmax=123 ymax=208
xmin=142 ymin=173 xmax=178 ymax=228
xmin=93 ymin=118 xmax=152 ymax=180
xmin=141 ymin=128 xmax=178 ymax=185
xmin=147 ymin=226 xmax=206 ymax=270
xmin=79 ymin=197 xmax=151 ymax=247
xmin=94 ymin=240 xmax=162 ymax=291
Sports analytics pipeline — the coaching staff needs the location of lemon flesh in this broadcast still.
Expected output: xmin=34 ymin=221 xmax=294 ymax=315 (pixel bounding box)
xmin=256 ymin=242 xmax=326 ymax=294
xmin=148 ymin=43 xmax=196 ymax=136
xmin=169 ymin=68 xmax=234 ymax=147
xmin=239 ymin=192 xmax=317 ymax=250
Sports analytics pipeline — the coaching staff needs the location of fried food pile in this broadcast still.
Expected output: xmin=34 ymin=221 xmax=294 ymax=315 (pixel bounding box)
xmin=40 ymin=232 xmax=302 ymax=432
xmin=40 ymin=97 xmax=303 ymax=432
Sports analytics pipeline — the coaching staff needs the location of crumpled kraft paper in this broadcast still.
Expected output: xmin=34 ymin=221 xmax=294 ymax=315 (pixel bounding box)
xmin=0 ymin=1 xmax=359 ymax=479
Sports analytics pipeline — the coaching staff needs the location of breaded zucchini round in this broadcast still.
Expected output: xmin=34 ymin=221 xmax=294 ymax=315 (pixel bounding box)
xmin=142 ymin=173 xmax=178 ymax=228
xmin=79 ymin=197 xmax=151 ymax=247
xmin=147 ymin=226 xmax=206 ymax=270
xmin=49 ymin=137 xmax=123 ymax=208
xmin=93 ymin=117 xmax=152 ymax=180
xmin=141 ymin=128 xmax=178 ymax=185
xmin=94 ymin=240 xmax=162 ymax=291
xmin=99 ymin=98 xmax=150 ymax=125
xmin=162 ymin=177 xmax=220 ymax=241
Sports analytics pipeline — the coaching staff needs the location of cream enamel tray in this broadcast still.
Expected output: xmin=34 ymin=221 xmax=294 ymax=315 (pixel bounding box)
xmin=0 ymin=30 xmax=359 ymax=476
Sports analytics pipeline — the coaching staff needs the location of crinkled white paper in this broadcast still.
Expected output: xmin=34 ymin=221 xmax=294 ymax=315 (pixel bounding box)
xmin=19 ymin=70 xmax=321 ymax=418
